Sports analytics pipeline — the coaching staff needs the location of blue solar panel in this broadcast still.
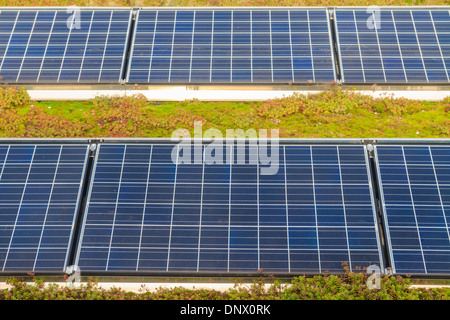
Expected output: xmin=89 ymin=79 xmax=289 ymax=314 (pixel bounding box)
xmin=0 ymin=9 xmax=132 ymax=83
xmin=127 ymin=9 xmax=336 ymax=84
xmin=0 ymin=144 xmax=90 ymax=272
xmin=2 ymin=7 xmax=448 ymax=85
xmin=334 ymin=9 xmax=450 ymax=83
xmin=374 ymin=145 xmax=450 ymax=275
xmin=75 ymin=143 xmax=384 ymax=274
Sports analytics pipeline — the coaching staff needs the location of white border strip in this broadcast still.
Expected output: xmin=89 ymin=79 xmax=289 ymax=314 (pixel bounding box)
xmin=25 ymin=88 xmax=450 ymax=101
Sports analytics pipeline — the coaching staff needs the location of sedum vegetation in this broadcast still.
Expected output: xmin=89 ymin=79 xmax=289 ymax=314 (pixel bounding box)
xmin=0 ymin=86 xmax=449 ymax=139
xmin=1 ymin=267 xmax=449 ymax=300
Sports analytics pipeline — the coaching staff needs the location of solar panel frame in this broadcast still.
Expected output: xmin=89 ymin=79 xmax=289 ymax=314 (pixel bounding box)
xmin=374 ymin=144 xmax=450 ymax=275
xmin=0 ymin=8 xmax=133 ymax=84
xmin=0 ymin=144 xmax=90 ymax=273
xmin=334 ymin=8 xmax=450 ymax=84
xmin=126 ymin=8 xmax=337 ymax=84
xmin=74 ymin=142 xmax=385 ymax=275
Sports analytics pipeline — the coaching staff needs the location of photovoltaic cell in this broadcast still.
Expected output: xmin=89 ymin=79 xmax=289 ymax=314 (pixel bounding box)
xmin=0 ymin=9 xmax=132 ymax=83
xmin=2 ymin=7 xmax=447 ymax=85
xmin=0 ymin=144 xmax=90 ymax=272
xmin=127 ymin=9 xmax=336 ymax=84
xmin=75 ymin=143 xmax=384 ymax=274
xmin=334 ymin=9 xmax=450 ymax=83
xmin=374 ymin=145 xmax=450 ymax=275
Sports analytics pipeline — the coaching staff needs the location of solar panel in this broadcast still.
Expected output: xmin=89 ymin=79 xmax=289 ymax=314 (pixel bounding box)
xmin=0 ymin=9 xmax=132 ymax=83
xmin=126 ymin=9 xmax=337 ymax=84
xmin=374 ymin=145 xmax=450 ymax=275
xmin=0 ymin=144 xmax=90 ymax=272
xmin=3 ymin=7 xmax=448 ymax=85
xmin=74 ymin=143 xmax=384 ymax=274
xmin=334 ymin=9 xmax=450 ymax=84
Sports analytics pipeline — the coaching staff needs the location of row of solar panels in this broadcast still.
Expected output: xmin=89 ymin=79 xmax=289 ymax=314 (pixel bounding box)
xmin=0 ymin=7 xmax=449 ymax=84
xmin=0 ymin=140 xmax=448 ymax=276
